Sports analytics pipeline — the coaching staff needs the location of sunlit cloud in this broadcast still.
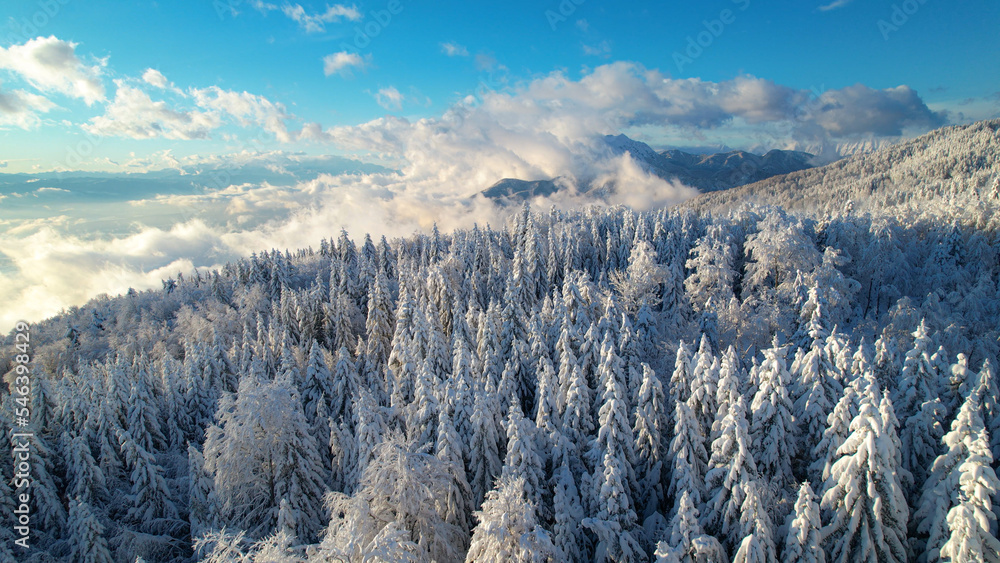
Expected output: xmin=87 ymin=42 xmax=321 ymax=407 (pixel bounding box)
xmin=0 ymin=36 xmax=105 ymax=105
xmin=323 ymin=51 xmax=368 ymax=77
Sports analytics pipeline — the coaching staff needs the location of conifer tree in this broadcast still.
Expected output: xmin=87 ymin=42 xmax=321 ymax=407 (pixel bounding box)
xmin=666 ymin=490 xmax=726 ymax=563
xmin=916 ymin=391 xmax=996 ymax=562
xmin=820 ymin=394 xmax=908 ymax=563
xmin=551 ymin=442 xmax=586 ymax=562
xmin=469 ymin=381 xmax=503 ymax=507
xmin=938 ymin=427 xmax=1000 ymax=563
xmin=749 ymin=339 xmax=796 ymax=489
xmin=735 ymin=481 xmax=776 ymax=563
xmin=783 ymin=482 xmax=824 ymax=563
xmin=502 ymin=403 xmax=545 ymax=514
xmin=67 ymin=497 xmax=114 ymax=563
xmin=633 ymin=363 xmax=669 ymax=520
xmin=704 ymin=397 xmax=757 ymax=550
xmin=437 ymin=407 xmax=474 ymax=536
xmin=667 ymin=399 xmax=707 ymax=517
xmin=465 ymin=475 xmax=556 ymax=563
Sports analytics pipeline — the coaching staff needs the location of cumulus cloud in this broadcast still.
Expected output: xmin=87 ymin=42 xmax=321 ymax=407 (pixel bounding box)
xmin=83 ymin=76 xmax=296 ymax=142
xmin=0 ymin=36 xmax=105 ymax=105
xmin=191 ymin=86 xmax=294 ymax=141
xmin=323 ymin=51 xmax=367 ymax=76
xmin=142 ymin=68 xmax=169 ymax=89
xmin=0 ymin=83 xmax=55 ymax=128
xmin=84 ymin=83 xmax=219 ymax=140
xmin=440 ymin=42 xmax=469 ymax=57
xmin=808 ymin=84 xmax=947 ymax=136
xmin=374 ymin=86 xmax=404 ymax=110
xmin=305 ymin=63 xmax=945 ymax=193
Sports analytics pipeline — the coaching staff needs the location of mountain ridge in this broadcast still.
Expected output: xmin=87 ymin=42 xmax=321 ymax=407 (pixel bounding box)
xmin=482 ymin=134 xmax=817 ymax=202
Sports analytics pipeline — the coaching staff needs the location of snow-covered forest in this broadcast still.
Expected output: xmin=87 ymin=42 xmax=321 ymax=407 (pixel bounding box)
xmin=3 ymin=120 xmax=1000 ymax=562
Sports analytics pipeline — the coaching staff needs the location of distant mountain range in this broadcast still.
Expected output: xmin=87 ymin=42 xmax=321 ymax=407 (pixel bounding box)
xmin=483 ymin=134 xmax=818 ymax=201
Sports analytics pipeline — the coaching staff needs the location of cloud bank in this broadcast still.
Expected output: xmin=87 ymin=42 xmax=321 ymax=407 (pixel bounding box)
xmin=0 ymin=59 xmax=951 ymax=331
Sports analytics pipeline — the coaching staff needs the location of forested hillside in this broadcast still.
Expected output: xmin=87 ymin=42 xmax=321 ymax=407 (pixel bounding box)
xmin=686 ymin=119 xmax=1000 ymax=228
xmin=2 ymin=120 xmax=1000 ymax=562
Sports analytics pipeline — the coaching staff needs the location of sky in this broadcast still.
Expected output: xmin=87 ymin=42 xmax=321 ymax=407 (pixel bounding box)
xmin=1 ymin=0 xmax=998 ymax=330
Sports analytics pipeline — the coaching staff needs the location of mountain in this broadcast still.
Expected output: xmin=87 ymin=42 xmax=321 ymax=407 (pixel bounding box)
xmin=684 ymin=119 xmax=1000 ymax=226
xmin=601 ymin=134 xmax=817 ymax=192
xmin=481 ymin=178 xmax=562 ymax=200
xmin=481 ymin=134 xmax=816 ymax=201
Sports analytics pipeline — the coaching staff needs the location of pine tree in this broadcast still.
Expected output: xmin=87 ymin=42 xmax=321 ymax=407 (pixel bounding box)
xmin=188 ymin=443 xmax=217 ymax=540
xmin=974 ymin=358 xmax=1000 ymax=465
xmin=465 ymin=475 xmax=556 ymax=563
xmin=938 ymin=427 xmax=1000 ymax=563
xmin=407 ymin=359 xmax=441 ymax=450
xmin=749 ymin=339 xmax=796 ymax=489
xmin=667 ymin=398 xmax=707 ymax=517
xmin=712 ymin=346 xmax=742 ymax=442
xmin=502 ymin=402 xmax=545 ymax=514
xmin=916 ymin=391 xmax=996 ymax=562
xmin=469 ymin=381 xmax=503 ymax=507
xmin=669 ymin=340 xmax=694 ymax=410
xmin=583 ymin=446 xmax=647 ymax=563
xmin=561 ymin=363 xmax=594 ymax=479
xmin=820 ymin=393 xmax=908 ymax=563
xmin=127 ymin=373 xmax=167 ymax=453
xmin=793 ymin=340 xmax=839 ymax=470
xmin=203 ymin=375 xmax=327 ymax=541
xmin=902 ymin=397 xmax=946 ymax=500
xmin=783 ymin=482 xmax=824 ymax=563
xmin=666 ymin=490 xmax=726 ymax=563
xmin=301 ymin=341 xmax=333 ymax=427
xmin=351 ymin=386 xmax=387 ymax=493
xmin=584 ymin=332 xmax=645 ymax=562
xmin=633 ymin=363 xmax=669 ymax=520
xmin=892 ymin=319 xmax=937 ymax=422
xmin=65 ymin=431 xmax=107 ymax=506
xmin=688 ymin=335 xmax=719 ymax=436
xmin=735 ymin=481 xmax=777 ymax=563
xmin=551 ymin=444 xmax=586 ymax=562
xmin=118 ymin=427 xmax=179 ymax=534
xmin=704 ymin=396 xmax=758 ymax=551
xmin=67 ymin=497 xmax=114 ymax=563
xmin=437 ymin=407 xmax=474 ymax=536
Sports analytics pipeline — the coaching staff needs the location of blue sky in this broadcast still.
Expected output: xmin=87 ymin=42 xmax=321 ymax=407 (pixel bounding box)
xmin=1 ymin=0 xmax=998 ymax=173
xmin=0 ymin=0 xmax=998 ymax=330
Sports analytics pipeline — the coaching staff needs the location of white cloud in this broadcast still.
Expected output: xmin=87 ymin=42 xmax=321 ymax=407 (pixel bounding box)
xmin=83 ymin=83 xmax=219 ymax=140
xmin=0 ymin=82 xmax=56 ymax=129
xmin=818 ymin=0 xmax=853 ymax=11
xmin=83 ymin=76 xmax=297 ymax=142
xmin=142 ymin=68 xmax=169 ymax=89
xmin=252 ymin=1 xmax=362 ymax=32
xmin=191 ymin=86 xmax=294 ymax=141
xmin=323 ymin=51 xmax=368 ymax=76
xmin=282 ymin=3 xmax=361 ymax=32
xmin=808 ymin=84 xmax=946 ymax=136
xmin=0 ymin=36 xmax=105 ymax=105
xmin=440 ymin=42 xmax=469 ymax=57
xmin=582 ymin=40 xmax=612 ymax=57
xmin=374 ymin=86 xmax=404 ymax=110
